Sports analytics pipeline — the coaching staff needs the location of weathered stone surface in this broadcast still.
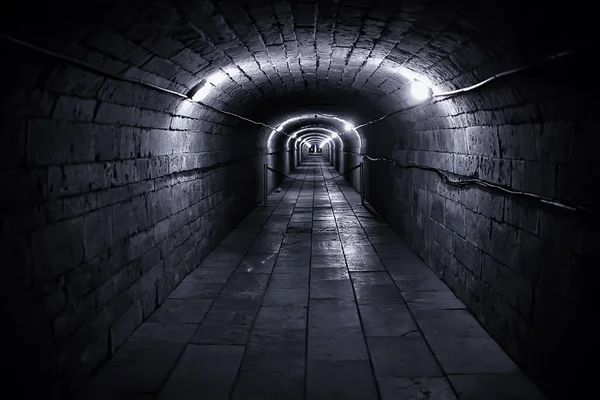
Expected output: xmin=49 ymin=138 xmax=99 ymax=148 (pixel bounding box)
xmin=1 ymin=1 xmax=589 ymax=399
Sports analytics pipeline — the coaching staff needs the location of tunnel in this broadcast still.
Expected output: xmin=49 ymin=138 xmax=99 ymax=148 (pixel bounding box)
xmin=0 ymin=0 xmax=593 ymax=399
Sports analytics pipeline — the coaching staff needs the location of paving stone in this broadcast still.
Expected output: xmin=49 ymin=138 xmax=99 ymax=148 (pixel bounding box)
xmin=311 ymin=267 xmax=350 ymax=280
xmin=248 ymin=236 xmax=283 ymax=253
xmin=306 ymin=359 xmax=379 ymax=400
xmin=382 ymin=256 xmax=436 ymax=276
xmin=378 ymin=377 xmax=457 ymax=400
xmin=373 ymin=242 xmax=413 ymax=257
xmin=253 ymin=306 xmax=307 ymax=330
xmin=168 ymin=281 xmax=224 ymax=299
xmin=262 ymin=287 xmax=308 ymax=306
xmin=190 ymin=295 xmax=261 ymax=345
xmin=359 ymin=303 xmax=418 ymax=337
xmin=220 ymin=273 xmax=270 ymax=296
xmin=413 ymin=309 xmax=489 ymax=339
xmin=129 ymin=323 xmax=197 ymax=343
xmin=273 ymin=256 xmax=310 ymax=271
xmin=309 ymin=299 xmax=361 ymax=329
xmin=346 ymin=253 xmax=386 ymax=271
xmin=148 ymin=299 xmax=213 ymax=323
xmin=344 ymin=244 xmax=378 ymax=256
xmin=428 ymin=337 xmax=520 ymax=374
xmin=448 ymin=373 xmax=546 ymax=400
xmin=200 ymin=252 xmax=245 ymax=267
xmin=308 ymin=327 xmax=369 ymax=361
xmin=394 ymin=275 xmax=449 ymax=292
xmin=312 ymin=232 xmax=340 ymax=241
xmin=368 ymin=335 xmax=444 ymax=378
xmin=182 ymin=266 xmax=234 ymax=284
xmin=231 ymin=370 xmax=304 ymax=400
xmin=404 ymin=290 xmax=467 ymax=310
xmin=311 ymin=240 xmax=343 ymax=254
xmin=156 ymin=345 xmax=244 ymax=400
xmin=237 ymin=253 xmax=277 ymax=273
xmin=81 ymin=339 xmax=186 ymax=397
xmin=311 ymin=254 xmax=347 ymax=267
xmin=310 ymin=279 xmax=355 ymax=299
xmin=351 ymin=271 xmax=394 ymax=285
xmin=241 ymin=329 xmax=305 ymax=372
xmin=354 ymin=283 xmax=405 ymax=304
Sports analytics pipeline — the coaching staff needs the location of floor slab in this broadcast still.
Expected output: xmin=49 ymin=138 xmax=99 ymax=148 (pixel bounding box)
xmin=78 ymin=157 xmax=545 ymax=400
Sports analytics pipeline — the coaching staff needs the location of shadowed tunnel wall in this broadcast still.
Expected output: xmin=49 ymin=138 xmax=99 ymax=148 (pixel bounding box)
xmin=0 ymin=0 xmax=593 ymax=399
xmin=361 ymin=52 xmax=594 ymax=397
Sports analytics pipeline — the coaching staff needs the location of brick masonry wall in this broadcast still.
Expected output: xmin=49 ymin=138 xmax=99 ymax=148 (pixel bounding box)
xmin=362 ymin=54 xmax=595 ymax=397
xmin=0 ymin=44 xmax=278 ymax=398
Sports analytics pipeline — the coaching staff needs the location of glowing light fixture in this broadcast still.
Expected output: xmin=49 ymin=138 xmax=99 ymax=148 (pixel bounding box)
xmin=190 ymin=70 xmax=230 ymax=102
xmin=206 ymin=71 xmax=228 ymax=86
xmin=191 ymin=85 xmax=211 ymax=101
xmin=268 ymin=113 xmax=363 ymax=149
xmin=410 ymin=80 xmax=432 ymax=101
xmin=319 ymin=132 xmax=339 ymax=149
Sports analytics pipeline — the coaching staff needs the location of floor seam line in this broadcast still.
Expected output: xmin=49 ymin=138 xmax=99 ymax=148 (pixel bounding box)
xmin=333 ymin=164 xmax=462 ymax=399
xmin=226 ymin=164 xmax=300 ymax=400
xmin=323 ymin=162 xmax=384 ymax=400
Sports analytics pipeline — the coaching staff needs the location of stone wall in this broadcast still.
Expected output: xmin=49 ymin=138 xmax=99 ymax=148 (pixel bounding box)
xmin=361 ymin=53 xmax=594 ymax=397
xmin=0 ymin=43 xmax=276 ymax=397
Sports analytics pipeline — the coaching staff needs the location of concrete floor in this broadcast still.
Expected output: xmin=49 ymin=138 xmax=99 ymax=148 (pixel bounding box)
xmin=79 ymin=156 xmax=545 ymax=400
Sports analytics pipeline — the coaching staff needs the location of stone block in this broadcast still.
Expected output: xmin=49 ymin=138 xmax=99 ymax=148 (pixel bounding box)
xmin=429 ymin=192 xmax=445 ymax=223
xmin=453 ymin=233 xmax=482 ymax=276
xmin=478 ymin=156 xmax=511 ymax=186
xmin=538 ymin=121 xmax=575 ymax=163
xmin=52 ymin=95 xmax=96 ymax=122
xmin=504 ymin=197 xmax=539 ymax=235
xmin=172 ymin=48 xmax=209 ymax=74
xmin=464 ymin=208 xmax=491 ymax=253
xmin=32 ymin=217 xmax=84 ymax=280
xmin=490 ymin=221 xmax=518 ymax=271
xmin=87 ymin=28 xmax=152 ymax=66
xmin=482 ymin=255 xmax=532 ymax=317
xmin=95 ymin=102 xmax=171 ymax=129
xmin=46 ymin=64 xmax=106 ymax=97
xmin=443 ymin=198 xmax=465 ymax=238
xmin=142 ymin=56 xmax=181 ymax=80
xmin=147 ymin=186 xmax=173 ymax=225
xmin=511 ymin=160 xmax=555 ymax=198
xmin=498 ymin=124 xmax=538 ymax=160
xmin=113 ymin=195 xmax=148 ymax=242
xmin=83 ymin=207 xmax=114 ymax=260
xmin=454 ymin=154 xmax=478 ymax=177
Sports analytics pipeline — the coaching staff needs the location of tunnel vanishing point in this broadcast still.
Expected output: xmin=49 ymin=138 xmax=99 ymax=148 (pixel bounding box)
xmin=0 ymin=0 xmax=594 ymax=399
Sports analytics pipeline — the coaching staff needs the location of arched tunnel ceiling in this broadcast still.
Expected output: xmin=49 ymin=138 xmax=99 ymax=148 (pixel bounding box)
xmin=297 ymin=132 xmax=337 ymax=149
xmin=268 ymin=115 xmax=358 ymax=149
xmin=285 ymin=127 xmax=343 ymax=150
xmin=4 ymin=0 xmax=586 ymax=143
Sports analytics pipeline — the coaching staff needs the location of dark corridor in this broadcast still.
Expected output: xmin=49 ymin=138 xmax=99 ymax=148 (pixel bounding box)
xmin=0 ymin=0 xmax=594 ymax=399
xmin=79 ymin=156 xmax=546 ymax=399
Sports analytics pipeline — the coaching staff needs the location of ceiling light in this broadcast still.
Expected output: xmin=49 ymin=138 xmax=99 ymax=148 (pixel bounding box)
xmin=206 ymin=71 xmax=228 ymax=86
xmin=410 ymin=80 xmax=432 ymax=101
xmin=191 ymin=85 xmax=211 ymax=101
